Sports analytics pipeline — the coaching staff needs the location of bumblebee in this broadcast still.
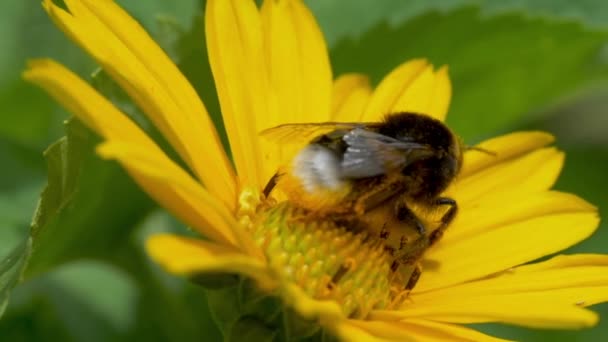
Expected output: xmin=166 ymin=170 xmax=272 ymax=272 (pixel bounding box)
xmin=262 ymin=112 xmax=464 ymax=290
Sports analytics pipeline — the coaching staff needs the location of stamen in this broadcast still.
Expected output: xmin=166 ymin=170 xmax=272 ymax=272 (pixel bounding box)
xmin=252 ymin=201 xmax=427 ymax=317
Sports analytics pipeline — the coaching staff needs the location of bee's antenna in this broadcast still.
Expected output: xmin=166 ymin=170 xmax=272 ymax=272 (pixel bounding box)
xmin=465 ymin=146 xmax=497 ymax=156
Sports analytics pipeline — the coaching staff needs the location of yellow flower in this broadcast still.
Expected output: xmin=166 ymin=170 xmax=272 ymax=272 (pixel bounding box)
xmin=24 ymin=0 xmax=608 ymax=340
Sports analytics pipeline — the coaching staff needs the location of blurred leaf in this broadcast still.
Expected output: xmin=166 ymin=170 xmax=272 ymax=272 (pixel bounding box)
xmin=0 ymin=183 xmax=42 ymax=264
xmin=0 ymin=239 xmax=30 ymax=318
xmin=0 ymin=139 xmax=45 ymax=192
xmin=308 ymin=0 xmax=473 ymax=45
xmin=481 ymin=0 xmax=608 ymax=31
xmin=555 ymin=147 xmax=608 ymax=254
xmin=109 ymin=212 xmax=222 ymax=342
xmin=47 ymin=261 xmax=139 ymax=335
xmin=0 ymin=288 xmax=74 ymax=342
xmin=308 ymin=0 xmax=608 ymax=45
xmin=1 ymin=210 xmax=222 ymax=341
xmin=0 ymin=0 xmax=96 ymax=149
xmin=0 ymin=0 xmax=197 ymax=149
xmin=23 ymin=118 xmax=155 ymax=277
xmin=0 ymin=261 xmax=135 ymax=342
xmin=330 ymin=6 xmax=608 ymax=142
xmin=6 ymin=0 xmax=236 ymax=340
xmin=117 ymin=0 xmax=198 ymax=35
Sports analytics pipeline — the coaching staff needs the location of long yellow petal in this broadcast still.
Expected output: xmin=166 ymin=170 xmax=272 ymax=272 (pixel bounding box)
xmin=206 ymin=0 xmax=269 ymax=188
xmin=43 ymin=0 xmax=236 ymax=208
xmin=362 ymin=60 xmax=451 ymax=122
xmin=425 ymin=66 xmax=451 ymax=122
xmin=417 ymin=212 xmax=599 ymax=291
xmin=350 ymin=319 xmax=508 ymax=342
xmin=281 ymin=283 xmax=344 ymax=322
xmin=23 ymin=59 xmax=255 ymax=253
xmin=97 ymin=142 xmax=262 ymax=257
xmin=518 ymin=253 xmax=608 ymax=272
xmin=331 ymin=74 xmax=372 ymax=122
xmin=362 ymin=59 xmax=427 ymax=122
xmin=450 ymin=147 xmax=564 ymax=204
xmin=444 ymin=191 xmax=596 ymax=244
xmin=413 ymin=254 xmax=608 ymax=307
xmin=147 ymin=234 xmax=274 ymax=288
xmin=257 ymin=0 xmax=333 ymax=183
xmin=23 ymin=59 xmax=149 ymax=146
xmin=261 ymin=0 xmax=332 ymax=125
xmin=332 ymin=321 xmax=387 ymax=342
xmin=459 ymin=131 xmax=555 ymax=178
xmin=372 ymin=296 xmax=599 ymax=329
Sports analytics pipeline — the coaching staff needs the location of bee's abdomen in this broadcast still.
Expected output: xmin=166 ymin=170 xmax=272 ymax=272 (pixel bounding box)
xmin=292 ymin=144 xmax=347 ymax=193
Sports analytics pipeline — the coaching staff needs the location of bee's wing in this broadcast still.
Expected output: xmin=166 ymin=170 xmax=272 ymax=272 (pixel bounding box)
xmin=341 ymin=128 xmax=434 ymax=178
xmin=260 ymin=122 xmax=369 ymax=144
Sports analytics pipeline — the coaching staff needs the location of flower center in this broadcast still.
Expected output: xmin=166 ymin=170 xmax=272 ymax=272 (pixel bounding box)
xmin=240 ymin=188 xmax=420 ymax=319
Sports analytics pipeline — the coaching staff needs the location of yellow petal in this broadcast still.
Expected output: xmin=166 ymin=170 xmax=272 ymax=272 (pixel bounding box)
xmin=373 ymin=296 xmax=599 ymax=329
xmin=417 ymin=212 xmax=599 ymax=291
xmin=331 ymin=73 xmax=372 ymax=122
xmin=362 ymin=60 xmax=451 ymax=122
xmin=350 ymin=319 xmax=508 ymax=342
xmin=518 ymin=253 xmax=608 ymax=272
xmin=416 ymin=254 xmax=608 ymax=296
xmin=44 ymin=0 xmax=236 ymax=208
xmin=459 ymin=131 xmax=555 ymax=178
xmin=413 ymin=254 xmax=608 ymax=308
xmin=24 ymin=58 xmax=260 ymax=256
xmin=206 ymin=0 xmax=270 ymax=188
xmin=281 ymin=283 xmax=344 ymax=322
xmin=23 ymin=58 xmax=261 ymax=256
xmin=450 ymin=147 xmax=564 ymax=204
xmin=23 ymin=59 xmax=150 ymax=146
xmin=258 ymin=0 xmax=333 ymax=184
xmin=444 ymin=191 xmax=596 ymax=244
xmin=333 ymin=321 xmax=387 ymax=342
xmin=261 ymin=0 xmax=332 ymax=124
xmin=97 ymin=141 xmax=261 ymax=257
xmin=147 ymin=234 xmax=274 ymax=288
xmin=426 ymin=66 xmax=451 ymax=122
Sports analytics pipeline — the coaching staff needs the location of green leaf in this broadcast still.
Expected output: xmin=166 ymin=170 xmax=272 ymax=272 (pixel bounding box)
xmin=2 ymin=260 xmax=136 ymax=342
xmin=0 ymin=260 xmax=137 ymax=342
xmin=0 ymin=238 xmax=31 ymax=318
xmin=307 ymin=0 xmax=608 ymax=46
xmin=117 ymin=0 xmax=198 ymax=35
xmin=308 ymin=0 xmax=473 ymax=45
xmin=330 ymin=6 xmax=608 ymax=142
xmin=0 ymin=0 xmax=96 ymax=149
xmin=46 ymin=261 xmax=138 ymax=334
xmin=24 ymin=118 xmax=155 ymax=276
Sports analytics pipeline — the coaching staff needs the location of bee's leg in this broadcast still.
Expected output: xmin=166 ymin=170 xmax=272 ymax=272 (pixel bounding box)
xmin=354 ymin=182 xmax=404 ymax=215
xmin=262 ymin=172 xmax=280 ymax=197
xmin=333 ymin=216 xmax=368 ymax=234
xmin=394 ymin=200 xmax=426 ymax=235
xmin=405 ymin=264 xmax=422 ymax=291
xmin=327 ymin=260 xmax=353 ymax=291
xmin=429 ymin=197 xmax=458 ymax=245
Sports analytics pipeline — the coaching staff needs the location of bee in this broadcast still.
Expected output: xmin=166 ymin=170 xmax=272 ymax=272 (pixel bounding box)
xmin=261 ymin=112 xmax=464 ymax=291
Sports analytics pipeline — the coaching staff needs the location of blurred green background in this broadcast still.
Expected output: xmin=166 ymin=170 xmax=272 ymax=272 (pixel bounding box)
xmin=1 ymin=0 xmax=607 ymax=341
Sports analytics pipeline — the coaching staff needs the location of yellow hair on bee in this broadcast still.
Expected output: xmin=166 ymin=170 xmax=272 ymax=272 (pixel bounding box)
xmin=276 ymin=166 xmax=352 ymax=215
